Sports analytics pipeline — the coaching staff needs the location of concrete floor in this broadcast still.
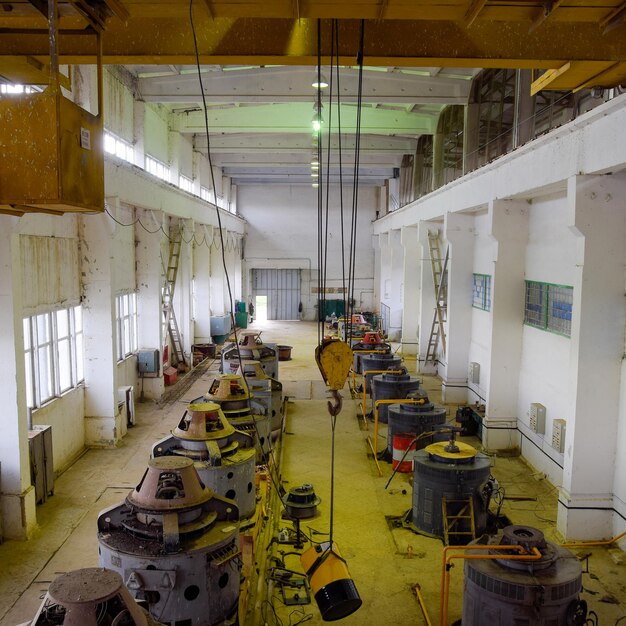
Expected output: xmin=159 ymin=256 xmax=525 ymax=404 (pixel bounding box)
xmin=1 ymin=320 xmax=625 ymax=625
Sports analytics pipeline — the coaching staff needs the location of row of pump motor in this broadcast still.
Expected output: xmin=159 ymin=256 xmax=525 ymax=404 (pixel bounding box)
xmin=27 ymin=331 xmax=288 ymax=626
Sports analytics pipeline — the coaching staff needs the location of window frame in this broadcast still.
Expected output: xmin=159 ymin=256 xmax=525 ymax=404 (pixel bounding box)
xmin=104 ymin=129 xmax=135 ymax=164
xmin=178 ymin=173 xmax=193 ymax=193
xmin=116 ymin=292 xmax=138 ymax=361
xmin=24 ymin=305 xmax=84 ymax=409
xmin=145 ymin=154 xmax=171 ymax=182
xmin=524 ymin=280 xmax=573 ymax=337
xmin=472 ymin=273 xmax=491 ymax=311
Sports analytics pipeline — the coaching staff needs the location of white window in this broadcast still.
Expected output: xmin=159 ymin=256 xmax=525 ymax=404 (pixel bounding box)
xmin=179 ymin=174 xmax=193 ymax=193
xmin=145 ymin=154 xmax=170 ymax=182
xmin=104 ymin=129 xmax=134 ymax=164
xmin=24 ymin=305 xmax=84 ymax=409
xmin=0 ymin=83 xmax=39 ymax=94
xmin=200 ymin=186 xmax=213 ymax=203
xmin=116 ymin=292 xmax=138 ymax=361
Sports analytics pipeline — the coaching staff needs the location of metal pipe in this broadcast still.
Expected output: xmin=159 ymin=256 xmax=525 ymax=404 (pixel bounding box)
xmin=366 ymin=436 xmax=383 ymax=477
xmin=413 ymin=583 xmax=433 ymax=626
xmin=439 ymin=545 xmax=542 ymax=626
xmin=561 ymin=529 xmax=626 ymax=548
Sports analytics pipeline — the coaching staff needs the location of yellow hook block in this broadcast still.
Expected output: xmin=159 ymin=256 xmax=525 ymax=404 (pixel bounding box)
xmin=315 ymin=338 xmax=353 ymax=391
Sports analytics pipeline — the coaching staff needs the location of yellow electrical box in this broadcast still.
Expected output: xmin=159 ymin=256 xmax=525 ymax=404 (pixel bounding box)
xmin=0 ymin=86 xmax=104 ymax=215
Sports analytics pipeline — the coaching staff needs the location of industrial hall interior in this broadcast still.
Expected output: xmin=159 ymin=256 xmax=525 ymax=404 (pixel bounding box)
xmin=1 ymin=2 xmax=626 ymax=626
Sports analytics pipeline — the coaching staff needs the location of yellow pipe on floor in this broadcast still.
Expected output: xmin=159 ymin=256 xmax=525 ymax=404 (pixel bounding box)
xmin=413 ymin=583 xmax=433 ymax=626
xmin=360 ymin=369 xmax=404 ymax=430
xmin=561 ymin=529 xmax=626 ymax=548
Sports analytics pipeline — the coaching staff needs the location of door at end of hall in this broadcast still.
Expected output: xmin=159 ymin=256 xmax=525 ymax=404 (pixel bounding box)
xmin=251 ymin=269 xmax=301 ymax=321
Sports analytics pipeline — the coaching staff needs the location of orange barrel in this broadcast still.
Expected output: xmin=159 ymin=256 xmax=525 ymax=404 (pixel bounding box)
xmin=392 ymin=432 xmax=416 ymax=473
xmin=300 ymin=542 xmax=362 ymax=621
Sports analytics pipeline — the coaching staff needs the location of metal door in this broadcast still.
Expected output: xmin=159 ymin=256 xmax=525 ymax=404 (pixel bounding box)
xmin=251 ymin=269 xmax=301 ymax=320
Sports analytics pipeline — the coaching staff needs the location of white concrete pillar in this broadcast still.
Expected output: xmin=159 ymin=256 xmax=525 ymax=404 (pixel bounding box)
xmin=416 ymin=221 xmax=438 ymax=374
xmin=193 ymin=225 xmax=212 ymax=343
xmin=385 ymin=230 xmax=403 ymax=340
xmin=0 ymin=221 xmax=37 ymax=539
xmin=133 ymin=101 xmax=145 ymax=168
xmin=400 ymin=225 xmax=420 ymax=357
xmin=482 ymin=199 xmax=529 ymax=451
xmin=558 ymin=174 xmax=626 ymax=540
xmin=136 ymin=208 xmax=165 ymax=399
xmin=210 ymin=236 xmax=226 ymax=316
xmin=174 ymin=218 xmax=194 ymax=363
xmin=81 ymin=204 xmax=121 ymax=447
xmin=441 ymin=212 xmax=474 ymax=403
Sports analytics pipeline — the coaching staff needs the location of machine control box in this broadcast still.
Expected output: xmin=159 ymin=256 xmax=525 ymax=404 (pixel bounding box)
xmin=137 ymin=349 xmax=159 ymax=374
xmin=552 ymin=419 xmax=566 ymax=453
xmin=529 ymin=402 xmax=546 ymax=434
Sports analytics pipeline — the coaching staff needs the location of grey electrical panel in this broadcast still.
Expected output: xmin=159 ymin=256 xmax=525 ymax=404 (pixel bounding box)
xmin=529 ymin=403 xmax=546 ymax=434
xmin=29 ymin=425 xmax=54 ymax=504
xmin=469 ymin=362 xmax=480 ymax=384
xmin=137 ymin=349 xmax=159 ymax=374
xmin=552 ymin=419 xmax=566 ymax=453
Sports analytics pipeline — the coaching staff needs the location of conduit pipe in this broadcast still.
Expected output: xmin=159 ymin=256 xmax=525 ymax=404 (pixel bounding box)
xmin=413 ymin=583 xmax=433 ymax=626
xmin=439 ymin=545 xmax=542 ymax=626
xmin=561 ymin=529 xmax=626 ymax=548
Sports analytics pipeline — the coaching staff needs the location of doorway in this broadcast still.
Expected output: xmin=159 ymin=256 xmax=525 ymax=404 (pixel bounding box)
xmin=251 ymin=269 xmax=301 ymax=320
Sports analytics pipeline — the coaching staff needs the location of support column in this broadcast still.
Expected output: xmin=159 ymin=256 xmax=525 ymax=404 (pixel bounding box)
xmin=193 ymin=225 xmax=212 ymax=343
xmin=81 ymin=203 xmax=121 ymax=447
xmin=482 ymin=199 xmax=529 ymax=451
xmin=0 ymin=222 xmax=37 ymax=539
xmin=388 ymin=230 xmax=403 ymax=340
xmin=416 ymin=221 xmax=438 ymax=374
xmin=136 ymin=208 xmax=165 ymax=400
xmin=400 ymin=225 xmax=419 ymax=357
xmin=174 ymin=218 xmax=194 ymax=363
xmin=558 ymin=174 xmax=626 ymax=540
xmin=210 ymin=237 xmax=226 ymax=316
xmin=441 ymin=212 xmax=474 ymax=403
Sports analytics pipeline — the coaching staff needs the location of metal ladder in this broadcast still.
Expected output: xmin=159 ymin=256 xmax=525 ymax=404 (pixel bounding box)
xmin=161 ymin=226 xmax=186 ymax=368
xmin=442 ymin=496 xmax=476 ymax=545
xmin=425 ymin=231 xmax=449 ymax=364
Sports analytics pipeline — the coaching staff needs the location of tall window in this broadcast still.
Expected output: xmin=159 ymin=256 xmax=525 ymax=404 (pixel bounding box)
xmin=104 ymin=129 xmax=134 ymax=164
xmin=116 ymin=292 xmax=138 ymax=361
xmin=179 ymin=174 xmax=193 ymax=193
xmin=200 ymin=186 xmax=214 ymax=203
xmin=145 ymin=154 xmax=170 ymax=182
xmin=472 ymin=274 xmax=491 ymax=311
xmin=24 ymin=306 xmax=84 ymax=409
xmin=524 ymin=281 xmax=573 ymax=336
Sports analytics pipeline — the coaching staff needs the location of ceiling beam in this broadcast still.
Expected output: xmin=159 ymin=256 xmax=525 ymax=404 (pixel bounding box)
xmin=173 ymin=102 xmax=436 ymax=135
xmin=1 ymin=18 xmax=625 ymax=71
xmin=463 ymin=0 xmax=487 ymax=28
xmin=136 ymin=66 xmax=472 ymax=105
xmin=529 ymin=0 xmax=565 ymax=34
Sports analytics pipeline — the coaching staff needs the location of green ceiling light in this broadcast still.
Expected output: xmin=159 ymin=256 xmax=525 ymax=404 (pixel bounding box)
xmin=312 ymin=102 xmax=323 ymax=133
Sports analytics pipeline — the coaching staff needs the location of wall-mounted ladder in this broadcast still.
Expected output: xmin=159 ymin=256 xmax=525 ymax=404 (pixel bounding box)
xmin=161 ymin=226 xmax=186 ymax=368
xmin=425 ymin=231 xmax=448 ymax=364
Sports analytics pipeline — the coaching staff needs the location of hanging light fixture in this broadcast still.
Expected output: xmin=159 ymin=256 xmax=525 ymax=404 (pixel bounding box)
xmin=312 ymin=66 xmax=329 ymax=90
xmin=312 ymin=101 xmax=323 ymax=133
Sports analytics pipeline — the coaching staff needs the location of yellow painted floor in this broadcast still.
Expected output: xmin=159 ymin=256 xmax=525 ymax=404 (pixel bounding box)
xmin=1 ymin=321 xmax=625 ymax=625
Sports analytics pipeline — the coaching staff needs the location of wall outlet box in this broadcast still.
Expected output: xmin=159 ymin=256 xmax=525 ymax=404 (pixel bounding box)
xmin=137 ymin=349 xmax=159 ymax=374
xmin=552 ymin=419 xmax=566 ymax=453
xmin=468 ymin=362 xmax=480 ymax=384
xmin=529 ymin=402 xmax=546 ymax=434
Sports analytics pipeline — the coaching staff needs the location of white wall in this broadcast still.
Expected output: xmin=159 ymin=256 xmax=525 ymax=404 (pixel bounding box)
xmin=239 ymin=184 xmax=378 ymax=321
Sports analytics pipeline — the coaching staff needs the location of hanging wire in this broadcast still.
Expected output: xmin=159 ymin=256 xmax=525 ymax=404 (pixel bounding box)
xmin=316 ymin=20 xmax=324 ymax=347
xmin=189 ymin=0 xmax=284 ymax=496
xmin=347 ymin=20 xmax=365 ymax=345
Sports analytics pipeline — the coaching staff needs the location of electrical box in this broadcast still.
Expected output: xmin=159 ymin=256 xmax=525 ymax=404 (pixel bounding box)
xmin=210 ymin=315 xmax=231 ymax=336
xmin=28 ymin=425 xmax=54 ymax=504
xmin=0 ymin=88 xmax=104 ymax=216
xmin=468 ymin=362 xmax=480 ymax=384
xmin=552 ymin=419 xmax=566 ymax=453
xmin=529 ymin=402 xmax=546 ymax=434
xmin=137 ymin=349 xmax=160 ymax=374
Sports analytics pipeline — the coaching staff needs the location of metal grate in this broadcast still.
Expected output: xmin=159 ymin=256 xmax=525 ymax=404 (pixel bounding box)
xmin=472 ymin=274 xmax=491 ymax=311
xmin=524 ymin=281 xmax=572 ymax=337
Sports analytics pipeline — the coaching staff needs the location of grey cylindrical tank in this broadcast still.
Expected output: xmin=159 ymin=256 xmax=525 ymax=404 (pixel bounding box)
xmin=462 ymin=526 xmax=584 ymax=626
xmin=352 ymin=342 xmax=391 ymax=374
xmin=386 ymin=390 xmax=447 ymax=454
xmin=361 ymin=353 xmax=402 ymax=393
xmin=98 ymin=457 xmax=240 ymax=626
xmin=371 ymin=369 xmax=421 ymax=424
xmin=411 ymin=443 xmax=491 ymax=540
xmin=152 ymin=401 xmax=257 ymax=519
